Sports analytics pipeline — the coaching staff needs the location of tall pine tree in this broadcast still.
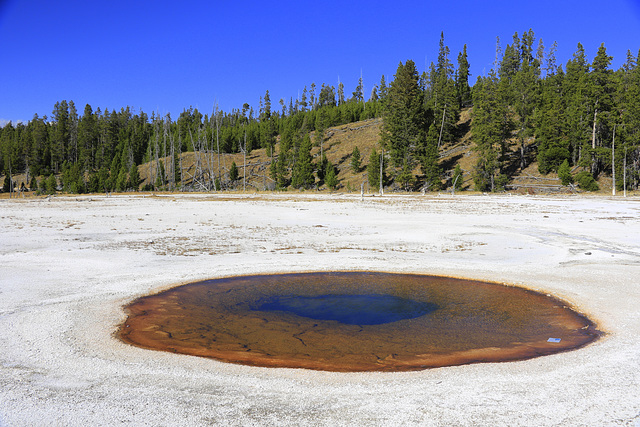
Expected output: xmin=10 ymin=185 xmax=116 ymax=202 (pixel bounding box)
xmin=382 ymin=60 xmax=427 ymax=185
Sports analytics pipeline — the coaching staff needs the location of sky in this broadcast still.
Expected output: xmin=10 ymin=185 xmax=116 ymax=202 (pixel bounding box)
xmin=1 ymin=0 xmax=639 ymax=125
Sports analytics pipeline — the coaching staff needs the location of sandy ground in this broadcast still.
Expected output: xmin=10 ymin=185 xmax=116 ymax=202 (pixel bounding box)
xmin=1 ymin=193 xmax=639 ymax=426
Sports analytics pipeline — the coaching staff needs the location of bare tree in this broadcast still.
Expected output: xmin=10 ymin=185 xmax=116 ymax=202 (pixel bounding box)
xmin=437 ymin=105 xmax=447 ymax=149
xmin=612 ymin=124 xmax=616 ymax=196
xmin=239 ymin=130 xmax=247 ymax=192
xmin=623 ymin=147 xmax=627 ymax=197
xmin=204 ymin=116 xmax=215 ymax=191
xmin=167 ymin=118 xmax=174 ymax=191
xmin=212 ymin=102 xmax=222 ymax=190
xmin=379 ymin=148 xmax=384 ymax=195
xmin=152 ymin=114 xmax=160 ymax=190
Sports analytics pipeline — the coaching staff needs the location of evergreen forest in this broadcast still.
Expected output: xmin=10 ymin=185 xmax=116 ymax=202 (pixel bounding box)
xmin=2 ymin=31 xmax=639 ymax=195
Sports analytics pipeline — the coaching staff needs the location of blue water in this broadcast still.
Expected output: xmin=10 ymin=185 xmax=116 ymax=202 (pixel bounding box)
xmin=257 ymin=294 xmax=438 ymax=325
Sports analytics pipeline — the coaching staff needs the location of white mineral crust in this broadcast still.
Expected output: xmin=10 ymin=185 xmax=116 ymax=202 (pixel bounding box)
xmin=1 ymin=193 xmax=639 ymax=426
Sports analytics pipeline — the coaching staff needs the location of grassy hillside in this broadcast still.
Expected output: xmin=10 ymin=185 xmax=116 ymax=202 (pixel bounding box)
xmin=138 ymin=110 xmax=477 ymax=194
xmin=2 ymin=107 xmax=629 ymax=196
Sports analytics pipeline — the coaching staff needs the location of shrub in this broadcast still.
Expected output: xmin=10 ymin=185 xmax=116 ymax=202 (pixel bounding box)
xmin=2 ymin=175 xmax=12 ymax=192
xmin=558 ymin=160 xmax=573 ymax=186
xmin=495 ymin=174 xmax=509 ymax=191
xmin=45 ymin=174 xmax=58 ymax=194
xmin=538 ymin=147 xmax=570 ymax=174
xmin=575 ymin=171 xmax=599 ymax=191
xmin=325 ymin=161 xmax=338 ymax=191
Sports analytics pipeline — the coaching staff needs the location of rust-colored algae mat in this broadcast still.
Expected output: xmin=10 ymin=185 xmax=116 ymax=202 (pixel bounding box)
xmin=119 ymin=272 xmax=601 ymax=372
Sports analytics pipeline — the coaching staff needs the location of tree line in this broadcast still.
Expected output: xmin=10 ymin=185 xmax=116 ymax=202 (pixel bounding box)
xmin=378 ymin=30 xmax=639 ymax=193
xmin=2 ymin=30 xmax=639 ymax=194
xmin=470 ymin=30 xmax=640 ymax=192
xmin=0 ymin=80 xmax=381 ymax=193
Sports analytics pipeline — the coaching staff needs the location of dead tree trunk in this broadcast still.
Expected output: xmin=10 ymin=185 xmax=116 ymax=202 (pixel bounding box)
xmin=623 ymin=147 xmax=627 ymax=197
xmin=214 ymin=106 xmax=221 ymax=190
xmin=612 ymin=124 xmax=616 ymax=196
xmin=169 ymin=126 xmax=175 ymax=191
xmin=153 ymin=117 xmax=160 ymax=190
xmin=437 ymin=105 xmax=446 ymax=149
xmin=379 ymin=148 xmax=384 ymax=195
xmin=190 ymin=129 xmax=205 ymax=191
xmin=519 ymin=131 xmax=526 ymax=171
xmin=206 ymin=122 xmax=215 ymax=191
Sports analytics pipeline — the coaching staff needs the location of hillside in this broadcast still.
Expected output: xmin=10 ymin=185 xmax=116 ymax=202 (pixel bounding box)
xmin=137 ymin=111 xmax=476 ymax=194
xmin=136 ymin=107 xmax=574 ymax=194
xmin=2 ymin=107 xmax=628 ymax=196
xmin=138 ymin=117 xmax=387 ymax=194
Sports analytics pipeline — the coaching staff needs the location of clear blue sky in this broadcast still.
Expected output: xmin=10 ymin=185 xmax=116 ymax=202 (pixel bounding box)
xmin=1 ymin=0 xmax=639 ymax=125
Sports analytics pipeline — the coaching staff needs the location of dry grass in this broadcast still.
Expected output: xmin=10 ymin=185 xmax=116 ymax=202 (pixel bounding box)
xmin=2 ymin=107 xmax=635 ymax=196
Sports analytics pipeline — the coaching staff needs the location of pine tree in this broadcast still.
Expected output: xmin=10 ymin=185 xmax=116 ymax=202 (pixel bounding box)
xmin=317 ymin=152 xmax=328 ymax=182
xmin=309 ymin=83 xmax=317 ymax=110
xmin=260 ymin=117 xmax=276 ymax=155
xmin=395 ymin=161 xmax=415 ymax=191
xmin=558 ymin=159 xmax=573 ymax=185
xmin=229 ymin=161 xmax=239 ymax=182
xmin=318 ymin=85 xmax=336 ymax=108
xmin=261 ymin=90 xmax=271 ymax=120
xmin=300 ymin=86 xmax=308 ymax=112
xmin=585 ymin=43 xmax=614 ymax=176
xmin=367 ymin=148 xmax=381 ymax=190
xmin=291 ymin=135 xmax=314 ymax=189
xmin=378 ymin=75 xmax=388 ymax=105
xmin=536 ymin=66 xmax=570 ymax=173
xmin=382 ymin=60 xmax=426 ymax=179
xmin=456 ymin=44 xmax=472 ymax=107
xmin=274 ymin=123 xmax=294 ymax=189
xmin=430 ymin=33 xmax=460 ymax=149
xmin=616 ymin=49 xmax=640 ymax=191
xmin=273 ymin=142 xmax=289 ymax=189
xmin=513 ymin=34 xmax=541 ymax=170
xmin=68 ymin=101 xmax=78 ymax=164
xmin=78 ymin=104 xmax=97 ymax=170
xmin=61 ymin=162 xmax=84 ymax=193
xmin=2 ymin=175 xmax=12 ymax=193
xmin=472 ymin=72 xmax=510 ymax=191
xmin=564 ymin=43 xmax=591 ymax=166
xmin=545 ymin=41 xmax=559 ymax=77
xmin=452 ymin=164 xmax=464 ymax=190
xmin=500 ymin=44 xmax=520 ymax=91
xmin=45 ymin=174 xmax=57 ymax=194
xmin=52 ymin=100 xmax=69 ymax=173
xmin=97 ymin=167 xmax=110 ymax=192
xmin=421 ymin=123 xmax=441 ymax=190
xmin=325 ymin=161 xmax=338 ymax=191
xmin=128 ymin=162 xmax=140 ymax=190
xmin=352 ymin=75 xmax=364 ymax=102
xmin=115 ymin=166 xmax=127 ymax=192
xmin=350 ymin=146 xmax=362 ymax=173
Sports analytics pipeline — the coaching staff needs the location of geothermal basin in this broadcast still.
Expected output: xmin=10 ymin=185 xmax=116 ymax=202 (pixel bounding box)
xmin=2 ymin=193 xmax=639 ymax=425
xmin=119 ymin=272 xmax=600 ymax=372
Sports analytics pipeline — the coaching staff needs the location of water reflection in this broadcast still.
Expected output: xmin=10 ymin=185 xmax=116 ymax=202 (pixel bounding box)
xmin=256 ymin=294 xmax=439 ymax=325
